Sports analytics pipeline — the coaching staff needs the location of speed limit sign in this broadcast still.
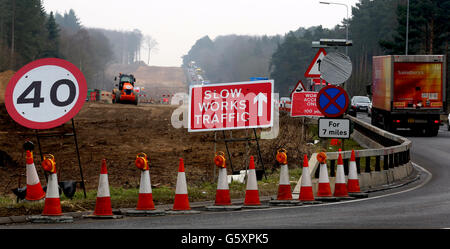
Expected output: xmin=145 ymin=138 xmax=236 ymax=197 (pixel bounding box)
xmin=5 ymin=58 xmax=87 ymax=129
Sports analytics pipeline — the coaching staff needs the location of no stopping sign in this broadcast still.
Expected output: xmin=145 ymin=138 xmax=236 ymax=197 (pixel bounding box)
xmin=5 ymin=58 xmax=87 ymax=129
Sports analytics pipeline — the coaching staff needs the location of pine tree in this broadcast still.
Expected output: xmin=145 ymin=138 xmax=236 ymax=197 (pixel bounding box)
xmin=42 ymin=11 xmax=60 ymax=58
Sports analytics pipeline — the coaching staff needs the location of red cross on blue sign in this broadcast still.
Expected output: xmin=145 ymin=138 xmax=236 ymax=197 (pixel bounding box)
xmin=316 ymin=85 xmax=349 ymax=117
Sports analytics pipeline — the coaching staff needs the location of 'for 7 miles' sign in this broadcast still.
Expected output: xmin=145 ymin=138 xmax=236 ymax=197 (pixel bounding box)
xmin=188 ymin=81 xmax=273 ymax=132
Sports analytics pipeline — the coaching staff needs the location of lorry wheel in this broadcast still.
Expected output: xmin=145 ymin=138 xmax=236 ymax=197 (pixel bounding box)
xmin=426 ymin=128 xmax=439 ymax=137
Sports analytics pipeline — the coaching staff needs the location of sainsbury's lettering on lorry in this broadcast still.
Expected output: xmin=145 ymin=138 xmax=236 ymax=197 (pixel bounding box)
xmin=188 ymin=80 xmax=273 ymax=132
xmin=371 ymin=55 xmax=446 ymax=136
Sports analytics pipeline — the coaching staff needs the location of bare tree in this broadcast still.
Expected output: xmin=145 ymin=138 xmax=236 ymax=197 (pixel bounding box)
xmin=143 ymin=35 xmax=158 ymax=65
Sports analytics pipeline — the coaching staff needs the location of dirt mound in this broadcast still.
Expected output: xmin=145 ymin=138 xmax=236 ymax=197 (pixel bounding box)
xmin=0 ymin=103 xmax=314 ymax=198
xmin=106 ymin=63 xmax=188 ymax=99
xmin=0 ymin=70 xmax=15 ymax=104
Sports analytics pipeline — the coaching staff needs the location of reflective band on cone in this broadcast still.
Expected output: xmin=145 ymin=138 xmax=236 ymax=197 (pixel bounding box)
xmin=173 ymin=158 xmax=191 ymax=210
xmin=244 ymin=156 xmax=261 ymax=206
xmin=317 ymin=163 xmax=332 ymax=197
xmin=137 ymin=170 xmax=155 ymax=210
xmin=277 ymin=164 xmax=292 ymax=200
xmin=299 ymin=154 xmax=315 ymax=201
xmin=334 ymin=152 xmax=349 ymax=197
xmin=348 ymin=150 xmax=361 ymax=193
xmin=25 ymin=151 xmax=45 ymax=201
xmin=94 ymin=159 xmax=113 ymax=216
xmin=42 ymin=173 xmax=62 ymax=216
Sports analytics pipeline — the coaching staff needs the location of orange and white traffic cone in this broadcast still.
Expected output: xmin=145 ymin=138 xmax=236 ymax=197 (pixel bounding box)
xmin=205 ymin=152 xmax=242 ymax=211
xmin=334 ymin=150 xmax=350 ymax=198
xmin=124 ymin=153 xmax=166 ymax=217
xmin=28 ymin=154 xmax=73 ymax=223
xmin=347 ymin=150 xmax=360 ymax=193
xmin=173 ymin=158 xmax=191 ymax=211
xmin=348 ymin=150 xmax=369 ymax=198
xmin=244 ymin=156 xmax=262 ymax=206
xmin=214 ymin=152 xmax=232 ymax=206
xmin=167 ymin=158 xmax=200 ymax=214
xmin=135 ymin=153 xmax=155 ymax=210
xmin=25 ymin=150 xmax=45 ymax=201
xmin=41 ymin=154 xmax=62 ymax=216
xmin=299 ymin=154 xmax=315 ymax=202
xmin=93 ymin=159 xmax=113 ymax=216
xmin=315 ymin=152 xmax=336 ymax=201
xmin=276 ymin=149 xmax=292 ymax=200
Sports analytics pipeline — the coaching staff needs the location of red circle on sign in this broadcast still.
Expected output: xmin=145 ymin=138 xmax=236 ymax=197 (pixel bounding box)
xmin=316 ymin=85 xmax=349 ymax=118
xmin=5 ymin=58 xmax=87 ymax=129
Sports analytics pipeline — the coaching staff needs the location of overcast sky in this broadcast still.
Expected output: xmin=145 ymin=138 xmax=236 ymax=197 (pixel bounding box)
xmin=42 ymin=0 xmax=359 ymax=67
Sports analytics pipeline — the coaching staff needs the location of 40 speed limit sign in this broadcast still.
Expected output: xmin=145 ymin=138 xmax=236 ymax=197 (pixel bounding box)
xmin=5 ymin=58 xmax=87 ymax=129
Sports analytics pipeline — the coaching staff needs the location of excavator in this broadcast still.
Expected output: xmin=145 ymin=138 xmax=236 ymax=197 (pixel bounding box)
xmin=112 ymin=73 xmax=139 ymax=105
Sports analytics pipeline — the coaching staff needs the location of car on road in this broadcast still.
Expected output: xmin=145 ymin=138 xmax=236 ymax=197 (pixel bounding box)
xmin=351 ymin=96 xmax=371 ymax=112
xmin=448 ymin=113 xmax=450 ymax=131
xmin=368 ymin=102 xmax=372 ymax=117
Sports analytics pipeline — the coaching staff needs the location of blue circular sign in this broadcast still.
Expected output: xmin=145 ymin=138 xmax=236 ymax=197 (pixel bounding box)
xmin=316 ymin=85 xmax=349 ymax=117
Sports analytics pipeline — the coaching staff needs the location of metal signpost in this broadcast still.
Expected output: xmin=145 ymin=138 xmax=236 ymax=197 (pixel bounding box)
xmin=5 ymin=58 xmax=88 ymax=197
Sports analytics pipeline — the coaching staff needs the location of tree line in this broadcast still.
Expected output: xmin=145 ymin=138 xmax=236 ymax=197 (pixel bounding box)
xmin=0 ymin=1 xmax=157 ymax=90
xmin=183 ymin=0 xmax=449 ymax=98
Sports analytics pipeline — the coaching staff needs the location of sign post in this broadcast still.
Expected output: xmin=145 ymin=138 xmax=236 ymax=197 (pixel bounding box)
xmin=5 ymin=58 xmax=88 ymax=197
xmin=316 ymin=85 xmax=351 ymax=145
xmin=189 ymin=80 xmax=274 ymax=179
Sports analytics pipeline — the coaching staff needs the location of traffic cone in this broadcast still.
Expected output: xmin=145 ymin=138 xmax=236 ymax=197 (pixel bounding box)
xmin=348 ymin=150 xmax=361 ymax=193
xmin=316 ymin=152 xmax=333 ymax=197
xmin=244 ymin=156 xmax=261 ymax=206
xmin=276 ymin=149 xmax=292 ymax=200
xmin=28 ymin=154 xmax=73 ymax=223
xmin=25 ymin=150 xmax=45 ymax=201
xmin=215 ymin=154 xmax=232 ymax=206
xmin=41 ymin=154 xmax=62 ymax=216
xmin=93 ymin=159 xmax=113 ymax=216
xmin=334 ymin=150 xmax=349 ymax=197
xmin=299 ymin=154 xmax=315 ymax=201
xmin=173 ymin=158 xmax=191 ymax=210
xmin=137 ymin=170 xmax=155 ymax=210
xmin=134 ymin=153 xmax=155 ymax=210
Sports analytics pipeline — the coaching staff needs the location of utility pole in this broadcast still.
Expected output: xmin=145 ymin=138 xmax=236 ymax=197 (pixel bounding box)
xmin=406 ymin=0 xmax=410 ymax=55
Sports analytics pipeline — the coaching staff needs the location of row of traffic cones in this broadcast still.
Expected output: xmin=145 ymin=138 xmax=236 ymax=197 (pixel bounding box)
xmin=271 ymin=149 xmax=367 ymax=205
xmin=25 ymin=147 xmax=366 ymax=222
xmin=313 ymin=149 xmax=368 ymax=201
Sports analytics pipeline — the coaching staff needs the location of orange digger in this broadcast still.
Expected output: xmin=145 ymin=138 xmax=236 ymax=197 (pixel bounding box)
xmin=112 ymin=73 xmax=139 ymax=105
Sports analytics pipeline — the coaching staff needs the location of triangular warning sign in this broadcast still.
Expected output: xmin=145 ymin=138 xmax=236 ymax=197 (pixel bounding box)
xmin=290 ymin=80 xmax=306 ymax=97
xmin=304 ymin=48 xmax=327 ymax=78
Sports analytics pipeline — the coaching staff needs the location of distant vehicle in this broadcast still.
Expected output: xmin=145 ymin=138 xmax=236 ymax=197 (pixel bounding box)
xmin=112 ymin=73 xmax=138 ymax=105
xmin=368 ymin=102 xmax=372 ymax=117
xmin=370 ymin=55 xmax=446 ymax=136
xmin=351 ymin=96 xmax=371 ymax=112
xmin=448 ymin=113 xmax=450 ymax=131
xmin=280 ymin=97 xmax=291 ymax=111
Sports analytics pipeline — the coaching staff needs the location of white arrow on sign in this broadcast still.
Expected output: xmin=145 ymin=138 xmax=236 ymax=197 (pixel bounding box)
xmin=253 ymin=92 xmax=267 ymax=117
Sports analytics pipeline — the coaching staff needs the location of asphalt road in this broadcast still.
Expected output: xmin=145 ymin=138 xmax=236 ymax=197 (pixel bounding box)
xmin=3 ymin=112 xmax=450 ymax=230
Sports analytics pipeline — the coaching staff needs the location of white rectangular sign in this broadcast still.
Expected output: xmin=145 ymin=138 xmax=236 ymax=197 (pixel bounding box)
xmin=318 ymin=118 xmax=350 ymax=138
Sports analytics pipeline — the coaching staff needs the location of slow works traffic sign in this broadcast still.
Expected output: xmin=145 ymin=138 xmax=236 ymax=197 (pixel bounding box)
xmin=5 ymin=58 xmax=87 ymax=129
xmin=188 ymin=80 xmax=274 ymax=132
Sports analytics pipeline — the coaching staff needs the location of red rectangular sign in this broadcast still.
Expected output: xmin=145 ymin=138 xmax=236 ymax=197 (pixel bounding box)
xmin=290 ymin=91 xmax=323 ymax=117
xmin=189 ymin=81 xmax=274 ymax=132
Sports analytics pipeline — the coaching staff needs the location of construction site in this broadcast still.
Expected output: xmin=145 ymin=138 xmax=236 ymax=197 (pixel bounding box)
xmin=0 ymin=64 xmax=317 ymax=217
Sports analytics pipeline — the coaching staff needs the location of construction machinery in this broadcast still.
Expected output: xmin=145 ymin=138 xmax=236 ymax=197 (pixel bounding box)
xmin=112 ymin=73 xmax=139 ymax=105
